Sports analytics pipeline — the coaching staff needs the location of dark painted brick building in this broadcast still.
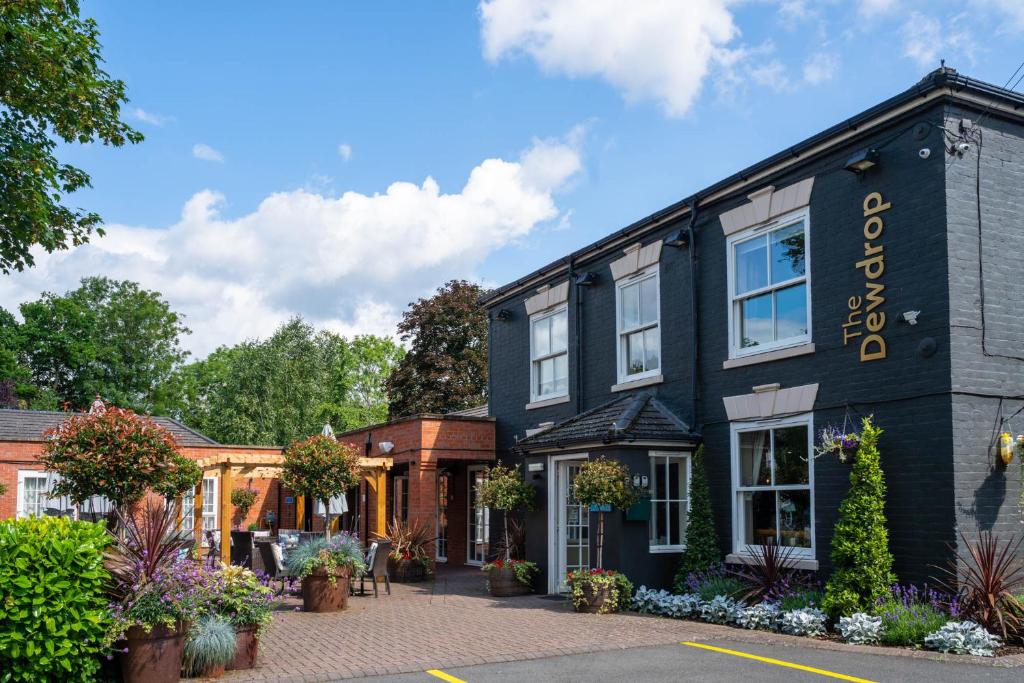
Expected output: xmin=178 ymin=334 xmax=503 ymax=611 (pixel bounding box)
xmin=481 ymin=68 xmax=1024 ymax=593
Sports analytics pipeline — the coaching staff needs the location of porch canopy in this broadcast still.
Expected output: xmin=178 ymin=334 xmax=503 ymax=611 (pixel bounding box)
xmin=190 ymin=451 xmax=392 ymax=564
xmin=513 ymin=391 xmax=699 ymax=453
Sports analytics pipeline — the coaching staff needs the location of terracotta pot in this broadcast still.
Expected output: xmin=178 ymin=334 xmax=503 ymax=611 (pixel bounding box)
xmin=486 ymin=566 xmax=532 ymax=597
xmin=388 ymin=557 xmax=428 ymax=583
xmin=574 ymin=583 xmax=616 ymax=614
xmin=121 ymin=622 xmax=188 ymax=683
xmin=226 ymin=624 xmax=260 ymax=670
xmin=200 ymin=663 xmax=226 ymax=678
xmin=301 ymin=566 xmax=351 ymax=612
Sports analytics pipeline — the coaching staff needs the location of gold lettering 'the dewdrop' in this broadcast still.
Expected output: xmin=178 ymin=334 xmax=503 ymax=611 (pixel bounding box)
xmin=842 ymin=191 xmax=890 ymax=362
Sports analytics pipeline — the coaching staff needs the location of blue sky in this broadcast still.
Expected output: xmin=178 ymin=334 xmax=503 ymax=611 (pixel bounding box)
xmin=4 ymin=1 xmax=1023 ymax=356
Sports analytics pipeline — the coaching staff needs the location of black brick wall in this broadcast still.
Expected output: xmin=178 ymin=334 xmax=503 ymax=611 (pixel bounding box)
xmin=487 ymin=97 xmax=1023 ymax=590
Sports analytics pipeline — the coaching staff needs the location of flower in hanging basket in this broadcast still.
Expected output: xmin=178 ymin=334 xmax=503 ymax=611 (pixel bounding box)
xmin=814 ymin=424 xmax=861 ymax=463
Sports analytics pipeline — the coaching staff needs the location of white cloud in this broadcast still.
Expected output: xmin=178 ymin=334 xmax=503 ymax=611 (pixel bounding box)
xmin=803 ymin=52 xmax=838 ymax=85
xmin=479 ymin=0 xmax=740 ymax=117
xmin=750 ymin=59 xmax=793 ymax=93
xmin=0 ymin=134 xmax=582 ymax=357
xmin=338 ymin=143 xmax=353 ymax=161
xmin=900 ymin=12 xmax=977 ymax=69
xmin=130 ymin=107 xmax=173 ymax=126
xmin=859 ymin=0 xmax=899 ymax=17
xmin=972 ymin=0 xmax=1024 ymax=29
xmin=192 ymin=143 xmax=225 ymax=163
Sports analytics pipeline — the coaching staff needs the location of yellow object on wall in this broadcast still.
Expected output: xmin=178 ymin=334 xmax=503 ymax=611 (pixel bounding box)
xmin=998 ymin=432 xmax=1014 ymax=466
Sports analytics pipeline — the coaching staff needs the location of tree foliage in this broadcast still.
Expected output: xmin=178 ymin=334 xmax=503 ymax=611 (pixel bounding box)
xmin=40 ymin=404 xmax=198 ymax=507
xmin=16 ymin=277 xmax=189 ymax=412
xmin=0 ymin=0 xmax=143 ymax=273
xmin=573 ymin=457 xmax=639 ymax=510
xmin=165 ymin=318 xmax=403 ymax=446
xmin=822 ymin=417 xmax=896 ymax=619
xmin=673 ymin=445 xmax=720 ymax=589
xmin=476 ymin=463 xmax=535 ymax=563
xmin=385 ymin=280 xmax=487 ymax=417
xmin=281 ymin=435 xmax=360 ymax=539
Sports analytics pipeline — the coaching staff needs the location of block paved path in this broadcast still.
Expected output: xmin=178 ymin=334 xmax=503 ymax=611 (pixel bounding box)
xmin=222 ymin=567 xmax=1024 ymax=683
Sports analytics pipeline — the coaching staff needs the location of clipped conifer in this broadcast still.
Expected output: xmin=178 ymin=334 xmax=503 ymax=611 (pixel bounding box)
xmin=673 ymin=445 xmax=720 ymax=591
xmin=822 ymin=417 xmax=896 ymax=619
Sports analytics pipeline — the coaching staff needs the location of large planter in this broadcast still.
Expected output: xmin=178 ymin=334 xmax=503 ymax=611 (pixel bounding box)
xmin=486 ymin=566 xmax=531 ymax=597
xmin=301 ymin=566 xmax=351 ymax=612
xmin=388 ymin=557 xmax=428 ymax=583
xmin=121 ymin=622 xmax=188 ymax=683
xmin=573 ymin=583 xmax=616 ymax=614
xmin=226 ymin=624 xmax=260 ymax=671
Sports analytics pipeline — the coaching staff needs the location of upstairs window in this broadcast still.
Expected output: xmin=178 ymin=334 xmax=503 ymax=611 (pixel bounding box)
xmin=530 ymin=306 xmax=568 ymax=402
xmin=728 ymin=211 xmax=810 ymax=357
xmin=616 ymin=268 xmax=660 ymax=382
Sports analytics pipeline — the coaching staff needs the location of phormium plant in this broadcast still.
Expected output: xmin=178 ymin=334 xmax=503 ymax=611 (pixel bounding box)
xmin=939 ymin=531 xmax=1024 ymax=642
xmin=729 ymin=540 xmax=802 ymax=604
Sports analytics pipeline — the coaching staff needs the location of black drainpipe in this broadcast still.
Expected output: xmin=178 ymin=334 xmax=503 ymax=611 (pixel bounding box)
xmin=687 ymin=198 xmax=701 ymax=431
xmin=569 ymin=256 xmax=582 ymax=415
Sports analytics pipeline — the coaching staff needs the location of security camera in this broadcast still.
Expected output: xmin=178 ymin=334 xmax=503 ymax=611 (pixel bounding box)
xmin=918 ymin=148 xmax=931 ymax=159
xmin=955 ymin=142 xmax=971 ymax=155
xmin=899 ymin=310 xmax=921 ymax=326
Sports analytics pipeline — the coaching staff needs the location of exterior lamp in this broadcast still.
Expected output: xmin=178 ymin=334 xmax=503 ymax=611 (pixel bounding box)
xmin=574 ymin=271 xmax=599 ymax=286
xmin=664 ymin=228 xmax=690 ymax=248
xmin=844 ymin=148 xmax=880 ymax=174
xmin=999 ymin=432 xmax=1015 ymax=466
xmin=495 ymin=309 xmax=512 ymax=322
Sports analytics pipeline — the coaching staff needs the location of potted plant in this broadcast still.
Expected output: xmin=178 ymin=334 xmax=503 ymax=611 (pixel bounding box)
xmin=182 ymin=615 xmax=236 ymax=679
xmin=285 ymin=531 xmax=366 ymax=612
xmin=378 ymin=518 xmax=436 ymax=582
xmin=231 ymin=487 xmax=258 ymax=529
xmin=474 ymin=464 xmax=536 ymax=596
xmin=566 ymin=568 xmax=634 ymax=615
xmin=281 ymin=434 xmax=360 ymax=540
xmin=209 ymin=565 xmax=277 ymax=670
xmin=105 ymin=503 xmax=209 ymax=683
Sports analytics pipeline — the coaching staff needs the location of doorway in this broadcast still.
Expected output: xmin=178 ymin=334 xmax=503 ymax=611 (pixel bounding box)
xmin=467 ymin=465 xmax=489 ymax=565
xmin=548 ymin=455 xmax=589 ymax=593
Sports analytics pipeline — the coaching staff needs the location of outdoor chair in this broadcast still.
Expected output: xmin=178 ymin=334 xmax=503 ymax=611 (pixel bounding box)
xmin=258 ymin=541 xmax=290 ymax=594
xmin=359 ymin=540 xmax=391 ymax=597
xmin=230 ymin=530 xmax=255 ymax=568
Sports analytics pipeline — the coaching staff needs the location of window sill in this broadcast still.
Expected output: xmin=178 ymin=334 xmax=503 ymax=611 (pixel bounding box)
xmin=649 ymin=546 xmax=684 ymax=554
xmin=723 ymin=342 xmax=815 ymax=369
xmin=611 ymin=373 xmax=664 ymax=393
xmin=525 ymin=394 xmax=571 ymax=410
xmin=726 ymin=552 xmax=818 ymax=571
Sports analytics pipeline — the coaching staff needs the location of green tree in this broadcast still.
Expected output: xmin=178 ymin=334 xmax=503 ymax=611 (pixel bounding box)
xmin=475 ymin=464 xmax=535 ymax=562
xmin=673 ymin=445 xmax=720 ymax=590
xmin=385 ymin=280 xmax=488 ymax=417
xmin=165 ymin=318 xmax=402 ymax=445
xmin=19 ymin=277 xmax=189 ymax=412
xmin=281 ymin=435 xmax=360 ymax=540
xmin=573 ymin=457 xmax=639 ymax=569
xmin=0 ymin=0 xmax=142 ymax=273
xmin=822 ymin=417 xmax=896 ymax=619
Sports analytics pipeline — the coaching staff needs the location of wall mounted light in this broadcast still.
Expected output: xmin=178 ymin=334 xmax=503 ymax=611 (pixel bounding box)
xmin=999 ymin=432 xmax=1015 ymax=466
xmin=664 ymin=228 xmax=690 ymax=248
xmin=575 ymin=271 xmax=599 ymax=286
xmin=378 ymin=441 xmax=394 ymax=454
xmin=495 ymin=309 xmax=512 ymax=322
xmin=898 ymin=310 xmax=921 ymax=325
xmin=844 ymin=148 xmax=880 ymax=174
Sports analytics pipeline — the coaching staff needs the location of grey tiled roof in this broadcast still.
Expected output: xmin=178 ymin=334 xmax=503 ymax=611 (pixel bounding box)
xmin=514 ymin=392 xmax=697 ymax=452
xmin=449 ymin=404 xmax=489 ymax=417
xmin=0 ymin=409 xmax=218 ymax=446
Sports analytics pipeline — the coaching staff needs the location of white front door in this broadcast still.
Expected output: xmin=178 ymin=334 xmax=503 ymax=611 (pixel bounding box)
xmin=549 ymin=456 xmax=589 ymax=592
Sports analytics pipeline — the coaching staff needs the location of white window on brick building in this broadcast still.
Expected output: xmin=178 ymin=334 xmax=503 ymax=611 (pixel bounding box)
xmin=530 ymin=305 xmax=569 ymax=402
xmin=616 ymin=267 xmax=661 ymax=383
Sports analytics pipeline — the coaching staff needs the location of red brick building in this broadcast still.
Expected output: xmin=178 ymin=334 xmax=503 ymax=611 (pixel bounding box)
xmin=337 ymin=410 xmax=495 ymax=566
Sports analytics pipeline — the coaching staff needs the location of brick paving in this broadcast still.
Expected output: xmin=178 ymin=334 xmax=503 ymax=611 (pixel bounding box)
xmin=222 ymin=566 xmax=1024 ymax=682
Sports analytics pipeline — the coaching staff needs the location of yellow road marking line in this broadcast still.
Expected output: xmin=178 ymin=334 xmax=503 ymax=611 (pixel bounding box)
xmin=680 ymin=642 xmax=876 ymax=683
xmin=426 ymin=669 xmax=467 ymax=683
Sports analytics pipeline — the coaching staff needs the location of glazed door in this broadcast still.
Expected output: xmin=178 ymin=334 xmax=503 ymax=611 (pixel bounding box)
xmin=467 ymin=466 xmax=489 ymax=565
xmin=554 ymin=458 xmax=589 ymax=592
xmin=437 ymin=472 xmax=449 ymax=562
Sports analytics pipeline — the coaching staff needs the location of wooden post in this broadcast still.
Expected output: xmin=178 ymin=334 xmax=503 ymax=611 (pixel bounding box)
xmin=193 ymin=479 xmax=204 ymax=547
xmin=295 ymin=494 xmax=305 ymax=532
xmin=375 ymin=468 xmax=387 ymax=539
xmin=220 ymin=463 xmax=233 ymax=565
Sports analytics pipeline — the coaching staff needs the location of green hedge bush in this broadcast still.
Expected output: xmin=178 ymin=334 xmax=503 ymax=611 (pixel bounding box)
xmin=0 ymin=517 xmax=111 ymax=682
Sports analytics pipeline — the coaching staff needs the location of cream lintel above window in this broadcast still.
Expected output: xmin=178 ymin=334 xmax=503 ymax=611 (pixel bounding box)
xmin=610 ymin=240 xmax=663 ymax=281
xmin=722 ymin=382 xmax=819 ymax=421
xmin=719 ymin=177 xmax=815 ymax=236
xmin=524 ymin=281 xmax=570 ymax=315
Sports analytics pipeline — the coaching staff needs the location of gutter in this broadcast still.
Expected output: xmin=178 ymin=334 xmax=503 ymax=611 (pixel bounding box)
xmin=481 ymin=70 xmax=1024 ymax=308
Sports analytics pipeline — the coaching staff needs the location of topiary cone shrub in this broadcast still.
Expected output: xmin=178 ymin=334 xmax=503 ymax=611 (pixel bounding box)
xmin=673 ymin=445 xmax=719 ymax=591
xmin=822 ymin=417 xmax=895 ymax=619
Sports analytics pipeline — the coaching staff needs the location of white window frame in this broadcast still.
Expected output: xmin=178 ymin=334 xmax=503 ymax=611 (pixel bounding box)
xmin=529 ymin=304 xmax=570 ymax=403
xmin=730 ymin=413 xmax=815 ymax=560
xmin=16 ymin=470 xmax=54 ymax=519
xmin=176 ymin=476 xmax=218 ymax=537
xmin=648 ymin=451 xmax=691 ymax=553
xmin=726 ymin=209 xmax=811 ymax=359
xmin=615 ymin=266 xmax=661 ymax=384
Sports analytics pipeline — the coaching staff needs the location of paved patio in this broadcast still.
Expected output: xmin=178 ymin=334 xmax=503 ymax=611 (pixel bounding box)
xmin=223 ymin=567 xmax=1024 ymax=682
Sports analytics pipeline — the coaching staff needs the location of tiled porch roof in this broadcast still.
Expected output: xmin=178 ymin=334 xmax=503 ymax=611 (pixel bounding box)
xmin=514 ymin=392 xmax=698 ymax=452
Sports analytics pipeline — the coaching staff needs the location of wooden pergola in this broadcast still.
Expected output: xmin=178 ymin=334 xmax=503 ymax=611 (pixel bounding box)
xmin=189 ymin=451 xmax=392 ymax=564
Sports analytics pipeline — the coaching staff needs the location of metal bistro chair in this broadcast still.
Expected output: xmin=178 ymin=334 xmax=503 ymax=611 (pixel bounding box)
xmin=359 ymin=540 xmax=391 ymax=597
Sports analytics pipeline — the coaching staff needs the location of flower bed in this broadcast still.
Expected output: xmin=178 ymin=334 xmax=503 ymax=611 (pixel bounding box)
xmin=632 ymin=584 xmax=1004 ymax=658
